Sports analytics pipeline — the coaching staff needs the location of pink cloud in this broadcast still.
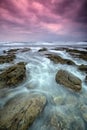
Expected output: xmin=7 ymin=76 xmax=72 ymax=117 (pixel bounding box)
xmin=0 ymin=0 xmax=86 ymax=41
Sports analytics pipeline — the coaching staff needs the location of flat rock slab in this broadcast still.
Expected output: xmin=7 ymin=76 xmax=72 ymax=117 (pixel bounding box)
xmin=0 ymin=93 xmax=46 ymax=130
xmin=56 ymin=70 xmax=82 ymax=92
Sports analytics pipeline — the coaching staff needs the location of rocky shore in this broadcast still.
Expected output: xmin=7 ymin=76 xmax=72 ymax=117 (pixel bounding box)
xmin=0 ymin=46 xmax=87 ymax=130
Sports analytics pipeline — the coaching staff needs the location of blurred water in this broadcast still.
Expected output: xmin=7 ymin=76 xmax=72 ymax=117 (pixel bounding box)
xmin=0 ymin=41 xmax=87 ymax=130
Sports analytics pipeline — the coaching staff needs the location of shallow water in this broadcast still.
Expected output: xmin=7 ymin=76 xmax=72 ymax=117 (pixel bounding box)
xmin=0 ymin=42 xmax=87 ymax=130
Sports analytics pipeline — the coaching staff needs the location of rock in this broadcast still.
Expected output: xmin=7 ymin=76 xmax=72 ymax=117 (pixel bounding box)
xmin=0 ymin=93 xmax=46 ymax=130
xmin=3 ymin=48 xmax=31 ymax=55
xmin=46 ymin=54 xmax=75 ymax=65
xmin=20 ymin=48 xmax=31 ymax=52
xmin=68 ymin=116 xmax=85 ymax=130
xmin=56 ymin=70 xmax=82 ymax=91
xmin=65 ymin=95 xmax=78 ymax=105
xmin=3 ymin=49 xmax=20 ymax=54
xmin=41 ymin=112 xmax=69 ymax=130
xmin=66 ymin=48 xmax=87 ymax=61
xmin=53 ymin=96 xmax=64 ymax=105
xmin=0 ymin=54 xmax=16 ymax=64
xmin=0 ymin=62 xmax=26 ymax=88
xmin=79 ymin=104 xmax=87 ymax=122
xmin=78 ymin=64 xmax=87 ymax=73
xmin=38 ymin=48 xmax=47 ymax=52
xmin=85 ymin=75 xmax=87 ymax=83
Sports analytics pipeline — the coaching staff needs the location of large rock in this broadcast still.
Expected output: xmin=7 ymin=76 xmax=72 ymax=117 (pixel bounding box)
xmin=56 ymin=70 xmax=82 ymax=91
xmin=0 ymin=54 xmax=16 ymax=64
xmin=0 ymin=62 xmax=26 ymax=88
xmin=46 ymin=54 xmax=75 ymax=65
xmin=0 ymin=93 xmax=46 ymax=130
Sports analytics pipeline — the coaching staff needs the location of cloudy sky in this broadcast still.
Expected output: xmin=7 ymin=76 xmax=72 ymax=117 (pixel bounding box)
xmin=0 ymin=0 xmax=87 ymax=42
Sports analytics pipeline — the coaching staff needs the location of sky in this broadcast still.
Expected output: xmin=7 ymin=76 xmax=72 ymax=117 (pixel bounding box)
xmin=0 ymin=0 xmax=87 ymax=42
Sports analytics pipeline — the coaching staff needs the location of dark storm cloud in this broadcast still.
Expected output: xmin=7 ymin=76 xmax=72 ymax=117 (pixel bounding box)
xmin=75 ymin=0 xmax=87 ymax=24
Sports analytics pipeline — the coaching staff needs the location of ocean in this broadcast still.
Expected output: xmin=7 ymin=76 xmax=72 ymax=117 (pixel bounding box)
xmin=0 ymin=41 xmax=87 ymax=130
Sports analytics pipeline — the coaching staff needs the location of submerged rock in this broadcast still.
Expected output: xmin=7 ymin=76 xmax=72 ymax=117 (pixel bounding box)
xmin=53 ymin=96 xmax=64 ymax=105
xmin=41 ymin=112 xmax=69 ymax=130
xmin=46 ymin=54 xmax=75 ymax=65
xmin=79 ymin=104 xmax=87 ymax=123
xmin=0 ymin=62 xmax=26 ymax=88
xmin=56 ymin=70 xmax=82 ymax=91
xmin=41 ymin=111 xmax=85 ymax=130
xmin=0 ymin=54 xmax=16 ymax=64
xmin=0 ymin=93 xmax=46 ymax=130
xmin=68 ymin=115 xmax=85 ymax=130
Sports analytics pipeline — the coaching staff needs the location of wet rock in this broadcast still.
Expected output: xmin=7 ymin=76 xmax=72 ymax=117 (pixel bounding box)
xmin=46 ymin=54 xmax=75 ymax=65
xmin=66 ymin=48 xmax=87 ymax=61
xmin=65 ymin=95 xmax=78 ymax=105
xmin=3 ymin=48 xmax=20 ymax=54
xmin=41 ymin=112 xmax=69 ymax=130
xmin=78 ymin=64 xmax=87 ymax=73
xmin=38 ymin=48 xmax=47 ymax=52
xmin=0 ymin=62 xmax=26 ymax=88
xmin=0 ymin=93 xmax=46 ymax=130
xmin=20 ymin=48 xmax=31 ymax=52
xmin=53 ymin=96 xmax=64 ymax=105
xmin=0 ymin=54 xmax=16 ymax=64
xmin=3 ymin=48 xmax=31 ymax=55
xmin=41 ymin=111 xmax=85 ymax=130
xmin=79 ymin=104 xmax=87 ymax=122
xmin=56 ymin=70 xmax=82 ymax=91
xmin=68 ymin=116 xmax=85 ymax=130
xmin=85 ymin=75 xmax=87 ymax=83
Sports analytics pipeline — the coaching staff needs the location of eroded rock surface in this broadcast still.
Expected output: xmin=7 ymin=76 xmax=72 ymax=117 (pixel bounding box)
xmin=47 ymin=54 xmax=75 ymax=65
xmin=0 ymin=93 xmax=46 ymax=130
xmin=0 ymin=62 xmax=26 ymax=88
xmin=56 ymin=70 xmax=82 ymax=91
xmin=0 ymin=54 xmax=16 ymax=64
xmin=66 ymin=48 xmax=87 ymax=61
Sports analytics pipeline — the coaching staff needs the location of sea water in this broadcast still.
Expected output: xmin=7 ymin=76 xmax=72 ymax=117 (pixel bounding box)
xmin=0 ymin=41 xmax=87 ymax=130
